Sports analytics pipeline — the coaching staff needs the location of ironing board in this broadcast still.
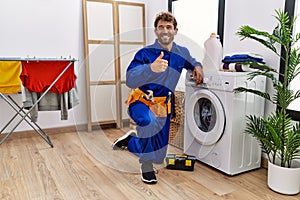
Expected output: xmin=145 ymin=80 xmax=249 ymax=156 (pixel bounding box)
xmin=0 ymin=57 xmax=77 ymax=147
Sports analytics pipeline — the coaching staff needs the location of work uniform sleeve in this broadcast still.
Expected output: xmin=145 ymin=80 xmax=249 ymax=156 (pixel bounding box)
xmin=181 ymin=47 xmax=202 ymax=71
xmin=126 ymin=49 xmax=157 ymax=89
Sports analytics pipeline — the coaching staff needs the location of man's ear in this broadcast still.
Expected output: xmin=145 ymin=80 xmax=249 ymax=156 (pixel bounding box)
xmin=154 ymin=28 xmax=159 ymax=36
xmin=174 ymin=28 xmax=178 ymax=35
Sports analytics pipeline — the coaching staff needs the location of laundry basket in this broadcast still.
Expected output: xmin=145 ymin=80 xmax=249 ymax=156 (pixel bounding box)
xmin=169 ymin=91 xmax=185 ymax=149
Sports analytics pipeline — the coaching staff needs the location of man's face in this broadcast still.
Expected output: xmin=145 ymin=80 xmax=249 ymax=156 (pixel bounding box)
xmin=154 ymin=20 xmax=178 ymax=47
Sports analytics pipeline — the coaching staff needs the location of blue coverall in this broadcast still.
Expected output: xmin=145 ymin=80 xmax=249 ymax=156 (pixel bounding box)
xmin=126 ymin=39 xmax=201 ymax=164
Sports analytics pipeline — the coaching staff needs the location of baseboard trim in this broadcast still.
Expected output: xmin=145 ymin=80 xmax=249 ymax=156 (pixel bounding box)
xmin=0 ymin=124 xmax=87 ymax=141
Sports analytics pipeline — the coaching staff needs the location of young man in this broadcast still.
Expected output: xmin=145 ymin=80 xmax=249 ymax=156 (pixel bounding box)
xmin=112 ymin=11 xmax=203 ymax=184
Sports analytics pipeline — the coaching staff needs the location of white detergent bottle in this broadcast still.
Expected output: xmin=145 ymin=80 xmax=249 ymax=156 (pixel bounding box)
xmin=202 ymin=33 xmax=223 ymax=71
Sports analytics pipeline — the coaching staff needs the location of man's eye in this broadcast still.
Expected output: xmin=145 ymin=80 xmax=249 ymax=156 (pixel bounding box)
xmin=157 ymin=26 xmax=173 ymax=31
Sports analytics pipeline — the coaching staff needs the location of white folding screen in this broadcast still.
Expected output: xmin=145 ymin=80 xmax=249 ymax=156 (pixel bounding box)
xmin=119 ymin=5 xmax=144 ymax=42
xmin=83 ymin=0 xmax=145 ymax=131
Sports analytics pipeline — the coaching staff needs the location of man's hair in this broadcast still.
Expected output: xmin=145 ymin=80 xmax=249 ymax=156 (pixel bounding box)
xmin=154 ymin=11 xmax=177 ymax=29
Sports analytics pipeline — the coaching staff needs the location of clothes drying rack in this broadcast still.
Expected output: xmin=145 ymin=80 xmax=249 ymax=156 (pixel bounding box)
xmin=0 ymin=57 xmax=78 ymax=147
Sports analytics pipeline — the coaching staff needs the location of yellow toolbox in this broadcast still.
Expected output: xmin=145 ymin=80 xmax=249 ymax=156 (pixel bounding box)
xmin=165 ymin=154 xmax=196 ymax=171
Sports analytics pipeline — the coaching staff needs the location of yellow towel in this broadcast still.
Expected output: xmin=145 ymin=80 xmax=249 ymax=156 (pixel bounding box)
xmin=0 ymin=61 xmax=21 ymax=94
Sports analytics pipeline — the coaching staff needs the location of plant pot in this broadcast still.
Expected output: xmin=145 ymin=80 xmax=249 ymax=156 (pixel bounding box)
xmin=267 ymin=161 xmax=300 ymax=195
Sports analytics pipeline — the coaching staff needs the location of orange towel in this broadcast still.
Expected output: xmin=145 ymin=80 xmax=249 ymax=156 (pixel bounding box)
xmin=0 ymin=61 xmax=21 ymax=94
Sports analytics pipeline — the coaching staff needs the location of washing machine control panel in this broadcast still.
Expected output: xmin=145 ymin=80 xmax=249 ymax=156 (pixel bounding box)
xmin=186 ymin=70 xmax=236 ymax=91
xmin=203 ymin=75 xmax=234 ymax=91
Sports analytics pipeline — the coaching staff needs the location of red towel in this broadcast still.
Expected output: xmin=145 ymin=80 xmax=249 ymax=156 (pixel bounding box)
xmin=20 ymin=61 xmax=76 ymax=94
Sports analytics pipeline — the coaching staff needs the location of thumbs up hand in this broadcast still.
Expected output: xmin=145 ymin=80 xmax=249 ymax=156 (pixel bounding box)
xmin=150 ymin=51 xmax=168 ymax=73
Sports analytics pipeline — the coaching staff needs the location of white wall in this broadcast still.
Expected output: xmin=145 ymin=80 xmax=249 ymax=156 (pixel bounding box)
xmin=223 ymin=0 xmax=286 ymax=160
xmin=0 ymin=0 xmax=167 ymax=132
xmin=171 ymin=0 xmax=219 ymax=91
xmin=289 ymin=0 xmax=300 ymax=111
xmin=223 ymin=0 xmax=285 ymax=116
xmin=172 ymin=0 xmax=219 ymax=61
xmin=0 ymin=0 xmax=86 ymax=132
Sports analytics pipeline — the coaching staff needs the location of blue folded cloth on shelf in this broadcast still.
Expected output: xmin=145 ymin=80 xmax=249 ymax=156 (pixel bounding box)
xmin=222 ymin=53 xmax=265 ymax=64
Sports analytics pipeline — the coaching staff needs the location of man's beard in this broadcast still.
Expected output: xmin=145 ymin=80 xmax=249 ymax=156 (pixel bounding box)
xmin=157 ymin=34 xmax=174 ymax=46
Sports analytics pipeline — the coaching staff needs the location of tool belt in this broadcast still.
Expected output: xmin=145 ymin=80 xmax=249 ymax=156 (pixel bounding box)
xmin=126 ymin=88 xmax=171 ymax=117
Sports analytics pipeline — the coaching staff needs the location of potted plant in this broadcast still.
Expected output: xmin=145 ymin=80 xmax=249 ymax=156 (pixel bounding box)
xmin=234 ymin=9 xmax=300 ymax=195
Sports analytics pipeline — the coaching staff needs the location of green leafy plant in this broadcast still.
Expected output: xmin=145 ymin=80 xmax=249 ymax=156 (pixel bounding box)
xmin=234 ymin=9 xmax=300 ymax=168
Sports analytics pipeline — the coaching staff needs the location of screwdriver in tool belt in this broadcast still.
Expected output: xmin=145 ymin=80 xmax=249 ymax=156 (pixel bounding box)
xmin=165 ymin=92 xmax=172 ymax=114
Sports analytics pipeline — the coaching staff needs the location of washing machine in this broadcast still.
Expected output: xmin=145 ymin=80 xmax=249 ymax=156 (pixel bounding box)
xmin=184 ymin=70 xmax=266 ymax=175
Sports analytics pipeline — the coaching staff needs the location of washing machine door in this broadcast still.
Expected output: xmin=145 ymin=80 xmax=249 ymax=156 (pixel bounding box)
xmin=186 ymin=88 xmax=225 ymax=145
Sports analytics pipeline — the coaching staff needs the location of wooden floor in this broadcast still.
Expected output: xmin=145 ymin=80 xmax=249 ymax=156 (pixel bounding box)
xmin=0 ymin=128 xmax=299 ymax=200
